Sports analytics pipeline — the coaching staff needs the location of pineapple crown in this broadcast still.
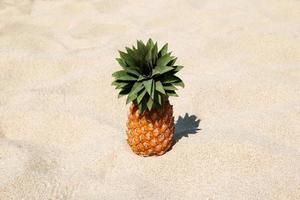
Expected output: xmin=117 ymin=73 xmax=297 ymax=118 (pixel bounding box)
xmin=112 ymin=39 xmax=184 ymax=113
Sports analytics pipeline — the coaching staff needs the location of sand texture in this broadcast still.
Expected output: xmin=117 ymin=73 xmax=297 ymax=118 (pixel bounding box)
xmin=0 ymin=0 xmax=300 ymax=199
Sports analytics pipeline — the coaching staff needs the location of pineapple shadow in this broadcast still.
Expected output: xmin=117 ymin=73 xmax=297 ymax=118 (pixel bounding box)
xmin=174 ymin=113 xmax=201 ymax=143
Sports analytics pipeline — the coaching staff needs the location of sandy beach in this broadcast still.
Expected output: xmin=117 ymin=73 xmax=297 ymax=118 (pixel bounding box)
xmin=0 ymin=0 xmax=300 ymax=199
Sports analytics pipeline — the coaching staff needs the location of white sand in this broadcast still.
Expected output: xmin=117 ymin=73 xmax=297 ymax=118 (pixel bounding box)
xmin=0 ymin=0 xmax=300 ymax=199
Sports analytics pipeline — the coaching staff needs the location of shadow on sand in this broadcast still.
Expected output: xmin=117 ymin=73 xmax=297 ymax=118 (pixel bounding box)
xmin=174 ymin=113 xmax=201 ymax=143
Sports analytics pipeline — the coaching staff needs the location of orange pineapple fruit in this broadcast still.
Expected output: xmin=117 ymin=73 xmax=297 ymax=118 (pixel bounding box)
xmin=127 ymin=101 xmax=174 ymax=156
xmin=112 ymin=39 xmax=184 ymax=156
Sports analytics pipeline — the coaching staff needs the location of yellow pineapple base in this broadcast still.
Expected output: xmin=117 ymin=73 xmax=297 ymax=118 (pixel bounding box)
xmin=127 ymin=101 xmax=174 ymax=156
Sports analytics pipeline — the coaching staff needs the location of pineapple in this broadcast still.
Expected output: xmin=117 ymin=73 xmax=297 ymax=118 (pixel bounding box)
xmin=112 ymin=39 xmax=184 ymax=156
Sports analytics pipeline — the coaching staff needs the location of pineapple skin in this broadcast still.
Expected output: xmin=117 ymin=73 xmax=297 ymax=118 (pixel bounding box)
xmin=127 ymin=101 xmax=174 ymax=156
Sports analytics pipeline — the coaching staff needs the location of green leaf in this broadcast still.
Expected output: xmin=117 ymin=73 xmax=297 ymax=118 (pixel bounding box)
xmin=146 ymin=38 xmax=154 ymax=49
xmin=153 ymin=65 xmax=183 ymax=78
xmin=137 ymin=89 xmax=147 ymax=104
xmin=158 ymin=94 xmax=162 ymax=105
xmin=163 ymin=84 xmax=177 ymax=91
xmin=150 ymin=80 xmax=155 ymax=99
xmin=111 ymin=81 xmax=130 ymax=89
xmin=145 ymin=47 xmax=153 ymax=67
xmin=161 ymin=75 xmax=182 ymax=84
xmin=154 ymin=92 xmax=162 ymax=105
xmin=166 ymin=90 xmax=178 ymax=97
xmin=111 ymin=80 xmax=119 ymax=86
xmin=146 ymin=97 xmax=154 ymax=111
xmin=116 ymin=84 xmax=129 ymax=89
xmin=137 ymin=40 xmax=146 ymax=56
xmin=137 ymin=75 xmax=148 ymax=81
xmin=168 ymin=57 xmax=177 ymax=66
xmin=155 ymin=81 xmax=165 ymax=94
xmin=125 ymin=47 xmax=135 ymax=57
xmin=153 ymin=65 xmax=174 ymax=76
xmin=152 ymin=42 xmax=158 ymax=64
xmin=118 ymin=87 xmax=131 ymax=98
xmin=156 ymin=53 xmax=173 ymax=66
xmin=126 ymin=93 xmax=137 ymax=104
xmin=112 ymin=70 xmax=137 ymax=81
xmin=143 ymin=79 xmax=155 ymax=99
xmin=173 ymin=65 xmax=184 ymax=72
xmin=138 ymin=96 xmax=147 ymax=113
xmin=119 ymin=51 xmax=137 ymax=67
xmin=137 ymin=40 xmax=146 ymax=49
xmin=131 ymin=82 xmax=144 ymax=94
xmin=123 ymin=68 xmax=140 ymax=77
xmin=126 ymin=82 xmax=144 ymax=104
xmin=173 ymin=81 xmax=185 ymax=88
xmin=112 ymin=70 xmax=124 ymax=77
xmin=158 ymin=43 xmax=168 ymax=57
xmin=116 ymin=58 xmax=127 ymax=68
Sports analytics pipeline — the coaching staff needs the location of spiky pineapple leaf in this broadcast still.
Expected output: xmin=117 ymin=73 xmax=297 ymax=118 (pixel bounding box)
xmin=118 ymin=87 xmax=131 ymax=98
xmin=154 ymin=65 xmax=183 ymax=78
xmin=161 ymin=75 xmax=183 ymax=84
xmin=150 ymin=80 xmax=155 ymax=99
xmin=146 ymin=38 xmax=154 ymax=49
xmin=156 ymin=53 xmax=173 ymax=66
xmin=126 ymin=82 xmax=144 ymax=104
xmin=145 ymin=47 xmax=153 ymax=67
xmin=137 ymin=89 xmax=147 ymax=104
xmin=168 ymin=57 xmax=177 ymax=66
xmin=116 ymin=58 xmax=127 ymax=68
xmin=123 ymin=68 xmax=140 ymax=77
xmin=131 ymin=82 xmax=144 ymax=93
xmin=158 ymin=43 xmax=168 ymax=57
xmin=137 ymin=40 xmax=146 ymax=57
xmin=125 ymin=47 xmax=138 ymax=60
xmin=143 ymin=79 xmax=155 ymax=99
xmin=137 ymin=75 xmax=148 ymax=81
xmin=173 ymin=65 xmax=184 ymax=72
xmin=153 ymin=65 xmax=174 ymax=76
xmin=173 ymin=80 xmax=185 ymax=88
xmin=126 ymin=94 xmax=137 ymax=104
xmin=152 ymin=42 xmax=158 ymax=64
xmin=163 ymin=84 xmax=177 ymax=91
xmin=166 ymin=90 xmax=178 ymax=97
xmin=137 ymin=40 xmax=146 ymax=49
xmin=111 ymin=80 xmax=121 ymax=86
xmin=146 ymin=97 xmax=154 ymax=110
xmin=138 ymin=95 xmax=148 ymax=113
xmin=111 ymin=81 xmax=130 ymax=89
xmin=154 ymin=92 xmax=162 ymax=105
xmin=119 ymin=51 xmax=137 ymax=67
xmin=116 ymin=84 xmax=129 ymax=89
xmin=155 ymin=81 xmax=166 ymax=94
xmin=112 ymin=70 xmax=137 ymax=81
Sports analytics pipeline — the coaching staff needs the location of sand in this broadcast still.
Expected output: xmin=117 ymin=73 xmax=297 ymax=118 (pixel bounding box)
xmin=0 ymin=0 xmax=300 ymax=199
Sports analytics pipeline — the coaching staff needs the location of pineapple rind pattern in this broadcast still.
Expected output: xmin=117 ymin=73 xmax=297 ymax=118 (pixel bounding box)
xmin=127 ymin=101 xmax=174 ymax=156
